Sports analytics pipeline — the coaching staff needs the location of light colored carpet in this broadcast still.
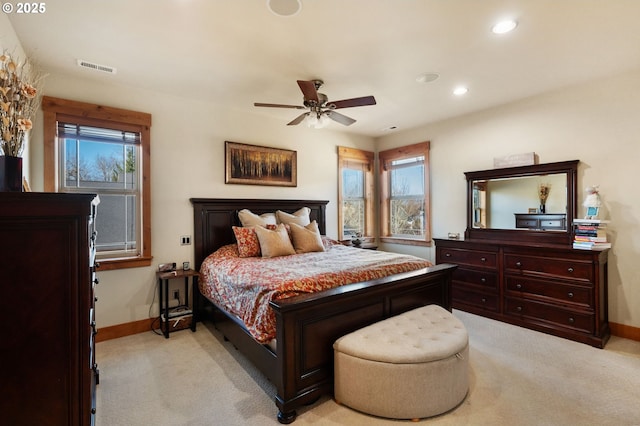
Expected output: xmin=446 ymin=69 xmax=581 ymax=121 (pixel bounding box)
xmin=96 ymin=310 xmax=640 ymax=426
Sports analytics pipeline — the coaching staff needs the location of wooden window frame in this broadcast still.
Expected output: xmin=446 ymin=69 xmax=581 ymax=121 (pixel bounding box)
xmin=337 ymin=146 xmax=374 ymax=241
xmin=42 ymin=96 xmax=152 ymax=270
xmin=378 ymin=141 xmax=431 ymax=246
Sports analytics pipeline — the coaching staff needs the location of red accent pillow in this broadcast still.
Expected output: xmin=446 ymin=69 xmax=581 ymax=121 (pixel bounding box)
xmin=232 ymin=226 xmax=261 ymax=257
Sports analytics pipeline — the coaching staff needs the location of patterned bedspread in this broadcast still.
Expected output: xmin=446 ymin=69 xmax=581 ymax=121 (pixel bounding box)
xmin=199 ymin=241 xmax=432 ymax=343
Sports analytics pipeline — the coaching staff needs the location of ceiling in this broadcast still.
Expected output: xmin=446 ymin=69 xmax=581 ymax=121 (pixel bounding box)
xmin=7 ymin=0 xmax=640 ymax=137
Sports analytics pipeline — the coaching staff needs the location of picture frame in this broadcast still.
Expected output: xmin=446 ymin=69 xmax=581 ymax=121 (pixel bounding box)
xmin=528 ymin=208 xmax=538 ymax=214
xmin=225 ymin=141 xmax=297 ymax=187
xmin=585 ymin=206 xmax=599 ymax=220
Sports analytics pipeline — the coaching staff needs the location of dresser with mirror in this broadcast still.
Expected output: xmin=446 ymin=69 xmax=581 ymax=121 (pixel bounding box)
xmin=434 ymin=160 xmax=610 ymax=348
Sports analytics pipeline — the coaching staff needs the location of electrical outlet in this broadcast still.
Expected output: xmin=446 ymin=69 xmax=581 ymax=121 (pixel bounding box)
xmin=173 ymin=289 xmax=180 ymax=302
xmin=180 ymin=235 xmax=191 ymax=245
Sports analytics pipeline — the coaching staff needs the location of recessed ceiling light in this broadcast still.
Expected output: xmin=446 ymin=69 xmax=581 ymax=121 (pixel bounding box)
xmin=267 ymin=0 xmax=302 ymax=17
xmin=492 ymin=19 xmax=518 ymax=34
xmin=416 ymin=72 xmax=439 ymax=84
xmin=453 ymin=86 xmax=468 ymax=96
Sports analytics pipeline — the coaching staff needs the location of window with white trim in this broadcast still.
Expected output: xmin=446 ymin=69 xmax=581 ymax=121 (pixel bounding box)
xmin=59 ymin=123 xmax=141 ymax=257
xmin=337 ymin=146 xmax=374 ymax=241
xmin=379 ymin=141 xmax=431 ymax=246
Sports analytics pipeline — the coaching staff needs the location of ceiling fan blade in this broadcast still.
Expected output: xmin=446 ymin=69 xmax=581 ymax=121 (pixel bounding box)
xmin=254 ymin=102 xmax=306 ymax=109
xmin=326 ymin=111 xmax=356 ymax=126
xmin=297 ymin=80 xmax=319 ymax=102
xmin=328 ymin=96 xmax=376 ymax=109
xmin=287 ymin=112 xmax=309 ymax=126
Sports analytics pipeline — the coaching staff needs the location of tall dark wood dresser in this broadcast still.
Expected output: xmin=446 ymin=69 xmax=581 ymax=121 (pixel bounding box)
xmin=0 ymin=192 xmax=99 ymax=426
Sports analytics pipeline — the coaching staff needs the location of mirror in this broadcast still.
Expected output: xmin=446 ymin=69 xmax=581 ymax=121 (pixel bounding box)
xmin=465 ymin=160 xmax=578 ymax=245
xmin=472 ymin=173 xmax=567 ymax=230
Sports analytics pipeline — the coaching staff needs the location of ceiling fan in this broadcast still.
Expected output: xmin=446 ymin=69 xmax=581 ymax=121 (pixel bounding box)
xmin=254 ymin=80 xmax=376 ymax=127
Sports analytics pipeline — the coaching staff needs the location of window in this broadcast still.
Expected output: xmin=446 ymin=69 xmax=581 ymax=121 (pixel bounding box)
xmin=42 ymin=96 xmax=152 ymax=270
xmin=379 ymin=141 xmax=431 ymax=246
xmin=337 ymin=146 xmax=374 ymax=241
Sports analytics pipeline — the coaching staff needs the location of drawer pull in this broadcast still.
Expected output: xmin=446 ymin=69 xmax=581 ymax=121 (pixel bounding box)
xmin=445 ymin=253 xmax=451 ymax=257
xmin=567 ymin=292 xmax=574 ymax=298
xmin=516 ymin=283 xmax=522 ymax=290
xmin=515 ymin=261 xmax=522 ymax=268
xmin=568 ymin=317 xmax=575 ymax=324
xmin=567 ymin=267 xmax=574 ymax=273
xmin=516 ymin=306 xmax=522 ymax=312
xmin=480 ymin=257 xmax=487 ymax=262
xmin=480 ymin=277 xmax=486 ymax=283
xmin=481 ymin=298 xmax=487 ymax=303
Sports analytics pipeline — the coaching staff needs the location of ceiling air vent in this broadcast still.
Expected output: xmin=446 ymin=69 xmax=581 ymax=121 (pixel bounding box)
xmin=77 ymin=59 xmax=117 ymax=75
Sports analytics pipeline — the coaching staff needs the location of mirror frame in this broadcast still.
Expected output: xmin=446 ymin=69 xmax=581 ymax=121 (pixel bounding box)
xmin=464 ymin=160 xmax=579 ymax=246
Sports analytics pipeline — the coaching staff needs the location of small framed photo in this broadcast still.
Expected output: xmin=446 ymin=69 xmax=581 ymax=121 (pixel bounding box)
xmin=585 ymin=207 xmax=599 ymax=220
xmin=528 ymin=208 xmax=538 ymax=214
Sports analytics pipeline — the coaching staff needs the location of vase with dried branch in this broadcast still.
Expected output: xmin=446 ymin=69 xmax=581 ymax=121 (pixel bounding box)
xmin=0 ymin=50 xmax=45 ymax=191
xmin=538 ymin=183 xmax=551 ymax=213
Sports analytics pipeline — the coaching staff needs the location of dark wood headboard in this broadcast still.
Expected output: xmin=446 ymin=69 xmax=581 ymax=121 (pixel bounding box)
xmin=190 ymin=198 xmax=329 ymax=269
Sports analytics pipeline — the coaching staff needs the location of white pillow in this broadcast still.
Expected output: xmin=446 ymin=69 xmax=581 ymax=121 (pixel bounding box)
xmin=254 ymin=223 xmax=296 ymax=258
xmin=238 ymin=209 xmax=277 ymax=227
xmin=290 ymin=221 xmax=325 ymax=254
xmin=276 ymin=207 xmax=311 ymax=226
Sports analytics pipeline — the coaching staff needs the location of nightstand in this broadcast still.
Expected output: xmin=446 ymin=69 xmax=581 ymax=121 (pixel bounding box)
xmin=156 ymin=269 xmax=199 ymax=338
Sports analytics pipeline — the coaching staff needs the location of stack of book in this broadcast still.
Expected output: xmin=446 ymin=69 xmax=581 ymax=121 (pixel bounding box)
xmin=572 ymin=218 xmax=611 ymax=250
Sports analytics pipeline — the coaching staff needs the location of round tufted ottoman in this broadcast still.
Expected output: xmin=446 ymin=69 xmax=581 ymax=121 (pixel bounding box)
xmin=333 ymin=305 xmax=469 ymax=420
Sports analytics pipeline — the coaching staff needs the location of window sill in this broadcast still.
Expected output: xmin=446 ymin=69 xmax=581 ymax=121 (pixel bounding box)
xmin=380 ymin=237 xmax=432 ymax=247
xmin=96 ymin=256 xmax=153 ymax=271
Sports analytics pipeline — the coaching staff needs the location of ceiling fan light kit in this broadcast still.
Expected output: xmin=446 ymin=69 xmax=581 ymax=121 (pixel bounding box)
xmin=255 ymin=79 xmax=376 ymax=128
xmin=306 ymin=112 xmax=330 ymax=129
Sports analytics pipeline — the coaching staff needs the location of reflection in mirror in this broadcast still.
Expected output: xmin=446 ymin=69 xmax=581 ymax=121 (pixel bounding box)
xmin=472 ymin=173 xmax=567 ymax=230
xmin=465 ymin=160 xmax=578 ymax=245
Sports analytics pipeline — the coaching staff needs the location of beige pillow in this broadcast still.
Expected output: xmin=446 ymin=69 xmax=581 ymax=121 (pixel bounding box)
xmin=276 ymin=207 xmax=311 ymax=226
xmin=290 ymin=221 xmax=325 ymax=254
xmin=238 ymin=209 xmax=277 ymax=227
xmin=254 ymin=223 xmax=296 ymax=258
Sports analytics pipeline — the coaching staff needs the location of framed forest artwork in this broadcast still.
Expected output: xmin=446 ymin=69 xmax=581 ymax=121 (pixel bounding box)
xmin=225 ymin=141 xmax=297 ymax=187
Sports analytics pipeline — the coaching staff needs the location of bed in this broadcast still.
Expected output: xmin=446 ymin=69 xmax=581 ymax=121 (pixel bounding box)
xmin=191 ymin=198 xmax=457 ymax=423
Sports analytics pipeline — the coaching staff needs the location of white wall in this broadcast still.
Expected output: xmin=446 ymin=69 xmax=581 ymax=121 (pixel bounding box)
xmin=27 ymin=72 xmax=374 ymax=327
xmin=0 ymin=15 xmax=28 ymax=172
xmin=377 ymin=69 xmax=640 ymax=329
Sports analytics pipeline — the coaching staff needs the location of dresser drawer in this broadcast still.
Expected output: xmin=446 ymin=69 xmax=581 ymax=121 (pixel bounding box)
xmin=540 ymin=219 xmax=564 ymax=229
xmin=453 ymin=268 xmax=498 ymax=289
xmin=516 ymin=218 xmax=538 ymax=228
xmin=438 ymin=248 xmax=497 ymax=268
xmin=505 ymin=297 xmax=594 ymax=334
xmin=505 ymin=276 xmax=592 ymax=308
xmin=453 ymin=286 xmax=499 ymax=312
xmin=504 ymin=254 xmax=593 ymax=282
